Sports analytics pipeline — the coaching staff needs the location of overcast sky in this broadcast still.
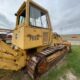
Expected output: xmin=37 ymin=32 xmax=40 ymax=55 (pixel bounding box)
xmin=0 ymin=0 xmax=80 ymax=34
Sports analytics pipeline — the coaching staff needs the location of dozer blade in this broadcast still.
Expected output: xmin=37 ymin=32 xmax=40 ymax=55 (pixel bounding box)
xmin=0 ymin=40 xmax=27 ymax=71
xmin=27 ymin=45 xmax=68 ymax=80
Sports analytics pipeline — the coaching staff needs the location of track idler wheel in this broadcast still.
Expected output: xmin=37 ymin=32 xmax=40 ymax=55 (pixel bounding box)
xmin=37 ymin=58 xmax=49 ymax=75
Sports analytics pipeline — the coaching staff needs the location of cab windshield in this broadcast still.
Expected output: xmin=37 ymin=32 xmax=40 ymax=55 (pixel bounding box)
xmin=30 ymin=5 xmax=48 ymax=28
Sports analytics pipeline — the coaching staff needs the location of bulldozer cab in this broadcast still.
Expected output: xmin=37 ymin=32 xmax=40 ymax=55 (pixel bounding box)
xmin=12 ymin=0 xmax=52 ymax=49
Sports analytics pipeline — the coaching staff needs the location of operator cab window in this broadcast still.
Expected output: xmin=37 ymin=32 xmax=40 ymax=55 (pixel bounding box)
xmin=18 ymin=9 xmax=26 ymax=25
xmin=30 ymin=5 xmax=48 ymax=28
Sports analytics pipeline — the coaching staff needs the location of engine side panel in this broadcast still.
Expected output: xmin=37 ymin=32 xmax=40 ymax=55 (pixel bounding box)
xmin=24 ymin=27 xmax=49 ymax=49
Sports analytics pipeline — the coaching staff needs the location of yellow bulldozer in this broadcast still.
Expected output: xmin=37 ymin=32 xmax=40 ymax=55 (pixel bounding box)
xmin=0 ymin=0 xmax=71 ymax=79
